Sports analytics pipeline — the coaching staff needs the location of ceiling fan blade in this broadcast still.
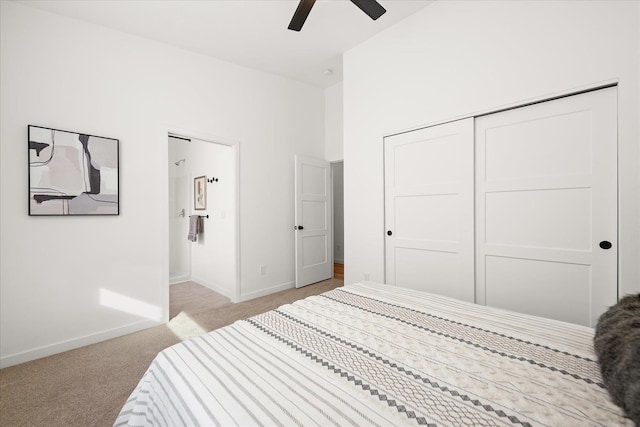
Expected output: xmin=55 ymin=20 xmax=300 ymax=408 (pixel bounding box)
xmin=288 ymin=0 xmax=316 ymax=31
xmin=350 ymin=0 xmax=386 ymax=20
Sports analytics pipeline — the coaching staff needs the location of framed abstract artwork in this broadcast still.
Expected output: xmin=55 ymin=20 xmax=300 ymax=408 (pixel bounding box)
xmin=28 ymin=125 xmax=119 ymax=216
xmin=194 ymin=175 xmax=206 ymax=210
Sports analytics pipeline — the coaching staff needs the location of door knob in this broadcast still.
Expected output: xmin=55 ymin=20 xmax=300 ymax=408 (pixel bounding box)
xmin=295 ymin=225 xmax=304 ymax=230
xmin=599 ymin=241 xmax=612 ymax=250
xmin=387 ymin=230 xmax=392 ymax=236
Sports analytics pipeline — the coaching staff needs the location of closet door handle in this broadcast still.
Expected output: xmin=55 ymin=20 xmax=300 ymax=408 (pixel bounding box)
xmin=295 ymin=225 xmax=304 ymax=230
xmin=599 ymin=241 xmax=612 ymax=250
xmin=387 ymin=230 xmax=393 ymax=236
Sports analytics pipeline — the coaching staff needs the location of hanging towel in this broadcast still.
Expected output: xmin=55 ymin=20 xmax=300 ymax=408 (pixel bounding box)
xmin=187 ymin=215 xmax=204 ymax=242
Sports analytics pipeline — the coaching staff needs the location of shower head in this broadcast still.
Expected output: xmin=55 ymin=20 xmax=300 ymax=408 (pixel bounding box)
xmin=174 ymin=159 xmax=185 ymax=166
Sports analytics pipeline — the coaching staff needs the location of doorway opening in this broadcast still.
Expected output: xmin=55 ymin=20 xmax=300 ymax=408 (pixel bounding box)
xmin=167 ymin=132 xmax=239 ymax=314
xmin=332 ymin=161 xmax=344 ymax=281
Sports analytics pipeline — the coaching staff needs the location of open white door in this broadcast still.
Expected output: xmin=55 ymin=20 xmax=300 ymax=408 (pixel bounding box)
xmin=295 ymin=155 xmax=332 ymax=288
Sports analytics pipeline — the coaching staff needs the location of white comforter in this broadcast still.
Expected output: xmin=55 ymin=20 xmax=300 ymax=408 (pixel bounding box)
xmin=115 ymin=282 xmax=630 ymax=426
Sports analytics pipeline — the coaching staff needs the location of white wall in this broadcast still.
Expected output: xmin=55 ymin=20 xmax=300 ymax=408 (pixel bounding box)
xmin=188 ymin=139 xmax=236 ymax=300
xmin=325 ymin=82 xmax=344 ymax=161
xmin=0 ymin=2 xmax=324 ymax=367
xmin=343 ymin=1 xmax=640 ymax=297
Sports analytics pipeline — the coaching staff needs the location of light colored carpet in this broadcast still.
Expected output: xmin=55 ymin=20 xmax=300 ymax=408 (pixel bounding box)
xmin=169 ymin=280 xmax=231 ymax=319
xmin=0 ymin=279 xmax=342 ymax=427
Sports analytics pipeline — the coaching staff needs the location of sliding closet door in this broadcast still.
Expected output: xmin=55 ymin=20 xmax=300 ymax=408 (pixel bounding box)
xmin=475 ymin=87 xmax=617 ymax=327
xmin=384 ymin=118 xmax=474 ymax=302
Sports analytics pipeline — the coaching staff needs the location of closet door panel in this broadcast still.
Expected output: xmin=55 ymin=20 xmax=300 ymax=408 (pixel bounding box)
xmin=485 ymin=188 xmax=591 ymax=250
xmin=475 ymin=87 xmax=617 ymax=327
xmin=484 ymin=256 xmax=591 ymax=325
xmin=394 ymin=135 xmax=461 ymax=185
xmin=395 ymin=194 xmax=459 ymax=242
xmin=395 ymin=248 xmax=459 ymax=295
xmin=384 ymin=118 xmax=474 ymax=302
xmin=484 ymin=109 xmax=592 ymax=180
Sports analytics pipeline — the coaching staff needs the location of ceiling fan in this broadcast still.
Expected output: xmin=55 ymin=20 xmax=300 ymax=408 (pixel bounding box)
xmin=288 ymin=0 xmax=386 ymax=31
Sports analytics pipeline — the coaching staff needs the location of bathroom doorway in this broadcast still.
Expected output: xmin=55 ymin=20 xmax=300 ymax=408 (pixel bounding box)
xmin=167 ymin=132 xmax=239 ymax=302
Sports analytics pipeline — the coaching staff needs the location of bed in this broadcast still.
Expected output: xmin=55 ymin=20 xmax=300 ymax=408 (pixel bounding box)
xmin=115 ymin=282 xmax=631 ymax=426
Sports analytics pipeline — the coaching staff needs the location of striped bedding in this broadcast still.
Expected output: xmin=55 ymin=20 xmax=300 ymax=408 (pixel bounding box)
xmin=115 ymin=282 xmax=631 ymax=426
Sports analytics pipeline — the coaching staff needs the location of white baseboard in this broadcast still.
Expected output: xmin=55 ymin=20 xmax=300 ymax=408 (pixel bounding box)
xmin=237 ymin=281 xmax=295 ymax=303
xmin=334 ymin=259 xmax=344 ymax=264
xmin=190 ymin=275 xmax=234 ymax=301
xmin=0 ymin=318 xmax=161 ymax=369
xmin=170 ymin=274 xmax=190 ymax=285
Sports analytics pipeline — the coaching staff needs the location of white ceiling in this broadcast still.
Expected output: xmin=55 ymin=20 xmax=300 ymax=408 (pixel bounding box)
xmin=17 ymin=0 xmax=432 ymax=88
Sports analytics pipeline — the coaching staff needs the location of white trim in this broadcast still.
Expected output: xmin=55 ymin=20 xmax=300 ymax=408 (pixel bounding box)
xmin=170 ymin=275 xmax=191 ymax=285
xmin=384 ymin=79 xmax=619 ymax=138
xmin=0 ymin=319 xmax=161 ymax=369
xmin=237 ymin=281 xmax=295 ymax=303
xmin=190 ymin=276 xmax=235 ymax=301
xmin=233 ymin=144 xmax=241 ymax=304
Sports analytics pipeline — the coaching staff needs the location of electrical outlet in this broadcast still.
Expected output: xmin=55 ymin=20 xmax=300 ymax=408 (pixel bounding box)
xmin=260 ymin=265 xmax=267 ymax=276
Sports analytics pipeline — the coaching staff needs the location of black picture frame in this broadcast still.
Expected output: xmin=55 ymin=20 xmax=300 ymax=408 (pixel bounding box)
xmin=28 ymin=125 xmax=120 ymax=216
